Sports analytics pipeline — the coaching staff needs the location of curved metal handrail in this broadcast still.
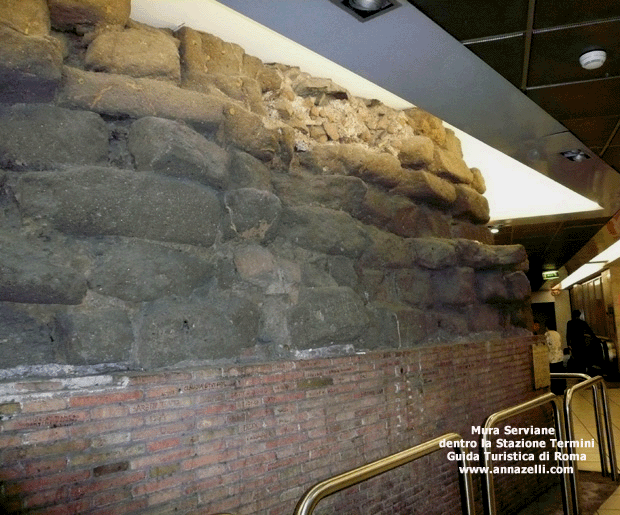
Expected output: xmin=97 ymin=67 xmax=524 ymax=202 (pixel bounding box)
xmin=551 ymin=373 xmax=619 ymax=514
xmin=479 ymin=393 xmax=572 ymax=515
xmin=293 ymin=433 xmax=476 ymax=515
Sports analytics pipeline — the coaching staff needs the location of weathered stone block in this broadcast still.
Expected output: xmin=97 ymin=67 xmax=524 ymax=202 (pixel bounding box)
xmin=466 ymin=304 xmax=502 ymax=332
xmin=13 ymin=167 xmax=221 ymax=247
xmin=427 ymin=309 xmax=469 ymax=336
xmin=394 ymin=267 xmax=433 ymax=306
xmin=278 ymin=205 xmax=371 ymax=258
xmin=432 ymin=267 xmax=476 ymax=305
xmin=287 ymin=287 xmax=368 ymax=349
xmin=0 ymin=104 xmax=108 ymax=170
xmin=358 ymin=225 xmax=411 ymax=269
xmin=177 ymin=27 xmax=244 ymax=76
xmin=272 ymin=172 xmax=367 ymax=214
xmin=88 ymin=238 xmax=215 ymax=302
xmin=470 ymin=167 xmax=486 ymax=194
xmin=256 ymin=65 xmax=282 ymax=93
xmin=85 ymin=27 xmax=181 ymax=83
xmin=221 ymin=155 xmax=273 ymax=201
xmin=390 ymin=169 xmax=457 ymax=204
xmin=0 ymin=233 xmax=87 ymax=305
xmin=403 ymin=107 xmax=447 ymax=147
xmin=327 ymin=255 xmax=358 ymax=289
xmin=408 ymin=238 xmax=457 ymax=269
xmin=363 ymin=302 xmax=428 ymax=348
xmin=292 ymin=76 xmax=349 ymax=101
xmin=128 ymin=116 xmax=229 ymax=189
xmin=505 ymin=271 xmax=531 ymax=301
xmin=48 ymin=0 xmax=130 ymax=31
xmin=450 ymin=219 xmax=494 ymax=244
xmin=476 ymin=270 xmax=509 ymax=303
xmin=58 ymin=67 xmax=229 ymax=130
xmin=0 ymin=0 xmax=49 ymax=36
xmin=185 ymin=73 xmax=265 ymax=115
xmin=55 ymin=310 xmax=133 ymax=365
xmin=0 ymin=304 xmax=54 ymax=368
xmin=451 ymin=184 xmax=491 ymax=224
xmin=430 ymin=146 xmax=474 ymax=184
xmin=455 ymin=240 xmax=527 ymax=269
xmin=0 ymin=25 xmax=63 ymax=103
xmin=398 ymin=135 xmax=434 ymax=169
xmin=223 ymin=188 xmax=281 ymax=241
xmin=216 ymin=104 xmax=294 ymax=165
xmin=137 ymin=291 xmax=260 ymax=368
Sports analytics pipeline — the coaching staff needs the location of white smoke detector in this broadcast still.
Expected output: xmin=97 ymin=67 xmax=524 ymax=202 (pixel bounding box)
xmin=579 ymin=50 xmax=607 ymax=70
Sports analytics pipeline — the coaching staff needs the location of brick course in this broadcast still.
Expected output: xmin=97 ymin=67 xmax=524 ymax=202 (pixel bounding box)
xmin=0 ymin=335 xmax=552 ymax=514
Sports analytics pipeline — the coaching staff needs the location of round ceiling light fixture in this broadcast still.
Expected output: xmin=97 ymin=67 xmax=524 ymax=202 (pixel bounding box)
xmin=579 ymin=49 xmax=607 ymax=70
xmin=349 ymin=0 xmax=387 ymax=10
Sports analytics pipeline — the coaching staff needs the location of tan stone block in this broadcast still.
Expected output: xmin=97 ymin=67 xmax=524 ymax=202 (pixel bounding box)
xmin=403 ymin=107 xmax=446 ymax=146
xmin=431 ymin=146 xmax=474 ymax=184
xmin=398 ymin=135 xmax=434 ymax=169
xmin=470 ymin=167 xmax=486 ymax=193
xmin=0 ymin=0 xmax=49 ymax=36
xmin=48 ymin=0 xmax=130 ymax=31
xmin=390 ymin=170 xmax=457 ymax=204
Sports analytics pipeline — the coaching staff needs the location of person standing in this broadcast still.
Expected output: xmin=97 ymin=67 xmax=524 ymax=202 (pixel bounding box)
xmin=566 ymin=310 xmax=597 ymax=374
xmin=533 ymin=319 xmax=566 ymax=395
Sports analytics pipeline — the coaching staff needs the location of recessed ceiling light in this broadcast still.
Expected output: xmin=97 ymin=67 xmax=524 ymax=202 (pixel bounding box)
xmin=579 ymin=49 xmax=607 ymax=70
xmin=560 ymin=149 xmax=590 ymax=162
xmin=328 ymin=0 xmax=400 ymax=22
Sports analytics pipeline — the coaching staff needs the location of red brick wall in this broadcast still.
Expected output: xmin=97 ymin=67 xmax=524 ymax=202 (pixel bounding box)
xmin=0 ymin=335 xmax=553 ymax=514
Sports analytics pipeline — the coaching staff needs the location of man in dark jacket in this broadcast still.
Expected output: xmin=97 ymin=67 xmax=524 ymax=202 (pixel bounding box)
xmin=566 ymin=310 xmax=597 ymax=374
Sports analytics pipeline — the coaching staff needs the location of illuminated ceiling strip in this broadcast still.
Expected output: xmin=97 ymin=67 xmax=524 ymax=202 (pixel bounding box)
xmin=558 ymin=239 xmax=620 ymax=289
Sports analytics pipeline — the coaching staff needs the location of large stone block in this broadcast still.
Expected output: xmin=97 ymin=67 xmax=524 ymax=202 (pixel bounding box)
xmin=432 ymin=267 xmax=476 ymax=305
xmin=0 ymin=233 xmax=87 ymax=305
xmin=85 ymin=27 xmax=181 ymax=83
xmin=450 ymin=184 xmax=491 ymax=224
xmin=88 ymin=238 xmax=215 ymax=302
xmin=358 ymin=225 xmax=411 ymax=269
xmin=0 ymin=104 xmax=108 ymax=170
xmin=505 ymin=271 xmax=531 ymax=301
xmin=398 ymin=135 xmax=434 ymax=169
xmin=58 ymin=67 xmax=229 ymax=131
xmin=185 ymin=73 xmax=266 ymax=115
xmin=362 ymin=301 xmax=428 ymax=349
xmin=48 ymin=0 xmax=130 ymax=31
xmin=216 ymin=104 xmax=294 ymax=165
xmin=137 ymin=291 xmax=260 ymax=368
xmin=394 ymin=267 xmax=433 ymax=306
xmin=430 ymin=146 xmax=474 ymax=184
xmin=128 ymin=116 xmax=230 ymax=189
xmin=223 ymin=188 xmax=281 ymax=241
xmin=403 ymin=107 xmax=447 ymax=147
xmin=408 ymin=238 xmax=457 ymax=269
xmin=287 ymin=287 xmax=368 ymax=349
xmin=390 ymin=169 xmax=457 ymax=204
xmin=55 ymin=310 xmax=133 ymax=365
xmin=13 ymin=167 xmax=221 ymax=247
xmin=0 ymin=0 xmax=50 ymax=36
xmin=278 ymin=205 xmax=371 ymax=258
xmin=455 ymin=240 xmax=527 ymax=269
xmin=476 ymin=270 xmax=509 ymax=303
xmin=228 ymin=149 xmax=273 ymax=191
xmin=177 ymin=27 xmax=244 ymax=77
xmin=0 ymin=25 xmax=63 ymax=103
xmin=272 ymin=172 xmax=367 ymax=214
xmin=0 ymin=304 xmax=55 ymax=368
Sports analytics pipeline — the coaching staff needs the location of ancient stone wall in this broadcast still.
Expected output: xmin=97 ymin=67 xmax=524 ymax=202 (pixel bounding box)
xmin=0 ymin=0 xmax=532 ymax=377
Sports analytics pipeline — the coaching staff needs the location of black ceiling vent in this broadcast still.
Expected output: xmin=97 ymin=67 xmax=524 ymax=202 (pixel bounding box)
xmin=328 ymin=0 xmax=400 ymax=22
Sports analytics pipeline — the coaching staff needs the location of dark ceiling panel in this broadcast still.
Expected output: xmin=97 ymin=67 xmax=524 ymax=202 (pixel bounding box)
xmin=406 ymin=0 xmax=529 ymax=41
xmin=526 ymin=77 xmax=620 ymax=119
xmin=601 ymin=146 xmax=620 ymax=172
xmin=528 ymin=20 xmax=620 ymax=87
xmin=533 ymin=0 xmax=620 ymax=30
xmin=561 ymin=116 xmax=620 ymax=147
xmin=466 ymin=36 xmax=524 ymax=88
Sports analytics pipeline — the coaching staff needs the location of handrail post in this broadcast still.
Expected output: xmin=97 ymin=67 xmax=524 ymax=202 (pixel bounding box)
xmin=479 ymin=393 xmax=573 ymax=515
xmin=293 ymin=433 xmax=476 ymax=515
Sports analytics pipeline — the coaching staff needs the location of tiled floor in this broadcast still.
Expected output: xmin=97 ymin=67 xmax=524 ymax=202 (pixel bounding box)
xmin=574 ymin=384 xmax=620 ymax=515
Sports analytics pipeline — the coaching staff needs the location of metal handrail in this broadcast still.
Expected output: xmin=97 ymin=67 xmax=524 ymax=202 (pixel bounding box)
xmin=293 ymin=433 xmax=477 ymax=515
xmin=551 ymin=373 xmax=619 ymax=514
xmin=479 ymin=393 xmax=572 ymax=515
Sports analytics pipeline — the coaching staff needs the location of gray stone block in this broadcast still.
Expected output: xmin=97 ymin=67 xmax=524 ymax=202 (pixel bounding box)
xmin=85 ymin=27 xmax=181 ymax=83
xmin=455 ymin=239 xmax=527 ymax=269
xmin=0 ymin=304 xmax=55 ymax=367
xmin=224 ymin=188 xmax=281 ymax=241
xmin=394 ymin=268 xmax=433 ymax=307
xmin=432 ymin=267 xmax=476 ymax=305
xmin=278 ymin=205 xmax=371 ymax=258
xmin=0 ymin=104 xmax=108 ymax=170
xmin=228 ymin=149 xmax=273 ymax=191
xmin=88 ymin=238 xmax=215 ymax=302
xmin=408 ymin=238 xmax=457 ymax=270
xmin=0 ymin=233 xmax=87 ymax=305
xmin=137 ymin=291 xmax=260 ymax=368
xmin=0 ymin=26 xmax=63 ymax=103
xmin=14 ymin=167 xmax=221 ymax=247
xmin=55 ymin=310 xmax=133 ymax=365
xmin=128 ymin=116 xmax=229 ymax=189
xmin=58 ymin=67 xmax=229 ymax=131
xmin=287 ymin=286 xmax=368 ymax=349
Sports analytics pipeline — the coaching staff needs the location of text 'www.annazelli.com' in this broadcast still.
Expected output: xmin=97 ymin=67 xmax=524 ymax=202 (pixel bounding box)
xmin=458 ymin=465 xmax=574 ymax=475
